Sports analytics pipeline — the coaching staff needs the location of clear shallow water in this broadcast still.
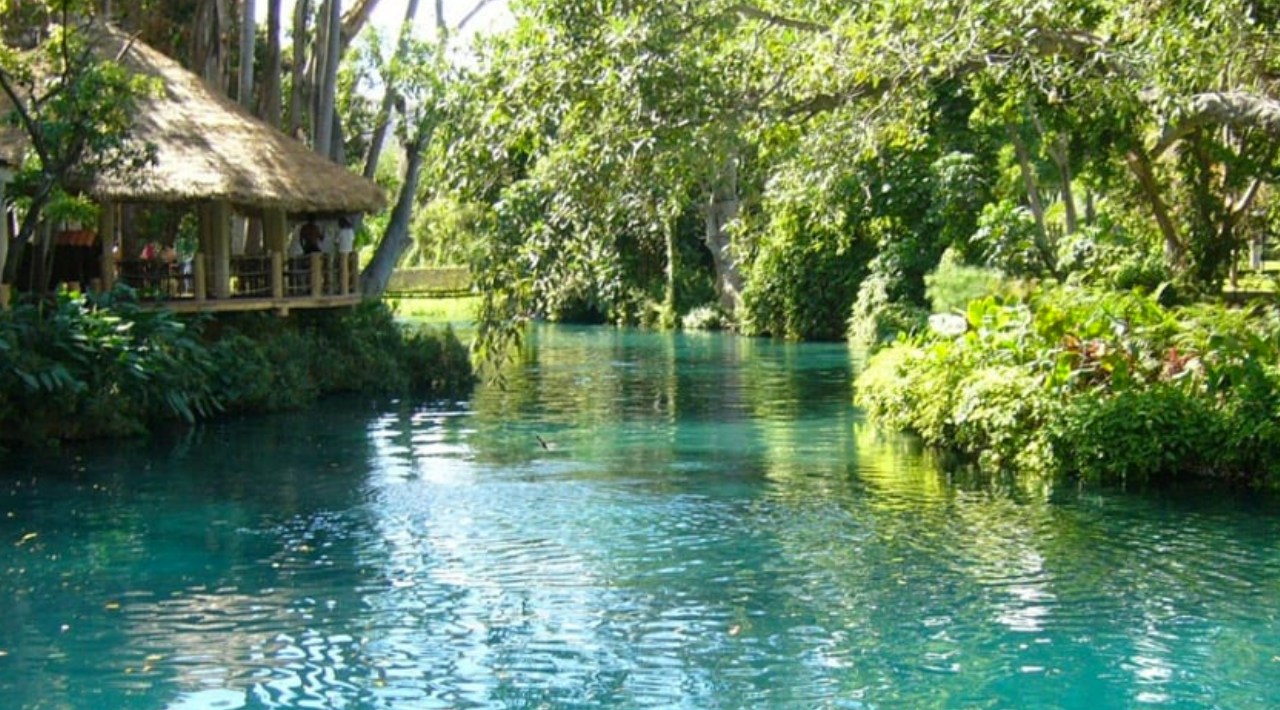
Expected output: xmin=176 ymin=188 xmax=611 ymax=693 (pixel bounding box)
xmin=2 ymin=325 xmax=1279 ymax=710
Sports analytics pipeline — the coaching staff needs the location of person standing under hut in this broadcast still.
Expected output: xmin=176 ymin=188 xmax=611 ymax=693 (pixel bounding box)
xmin=300 ymin=221 xmax=324 ymax=254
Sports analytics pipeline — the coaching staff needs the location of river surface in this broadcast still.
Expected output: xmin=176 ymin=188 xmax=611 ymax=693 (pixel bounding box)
xmin=2 ymin=325 xmax=1279 ymax=710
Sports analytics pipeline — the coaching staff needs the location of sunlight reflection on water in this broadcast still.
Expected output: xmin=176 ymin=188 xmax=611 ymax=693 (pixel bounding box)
xmin=1 ymin=326 xmax=1279 ymax=710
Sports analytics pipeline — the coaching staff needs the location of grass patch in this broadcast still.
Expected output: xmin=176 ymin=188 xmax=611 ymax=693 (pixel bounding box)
xmin=387 ymin=296 xmax=480 ymax=323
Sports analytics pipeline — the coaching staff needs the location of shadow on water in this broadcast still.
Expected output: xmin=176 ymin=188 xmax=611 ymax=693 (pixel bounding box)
xmin=1 ymin=325 xmax=1278 ymax=710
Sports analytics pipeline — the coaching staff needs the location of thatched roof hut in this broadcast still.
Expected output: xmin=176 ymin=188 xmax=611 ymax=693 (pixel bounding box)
xmin=0 ymin=23 xmax=385 ymax=215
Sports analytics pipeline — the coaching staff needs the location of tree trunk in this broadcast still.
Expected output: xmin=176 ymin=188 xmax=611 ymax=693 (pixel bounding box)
xmin=289 ymin=0 xmax=310 ymax=138
xmin=314 ymin=0 xmax=342 ymax=159
xmin=361 ymin=133 xmax=426 ymax=297
xmin=704 ymin=158 xmax=744 ymax=315
xmin=1048 ymin=138 xmax=1078 ymax=235
xmin=1008 ymin=125 xmax=1056 ymax=274
xmin=1125 ymin=148 xmax=1184 ymax=268
xmin=663 ymin=216 xmax=677 ymax=328
xmin=238 ymin=0 xmax=255 ymax=108
xmin=339 ymin=0 xmax=382 ymax=54
xmin=1028 ymin=107 xmax=1077 ymax=235
xmin=363 ymin=0 xmax=421 ymax=180
xmin=263 ymin=0 xmax=283 ymax=126
xmin=193 ymin=0 xmax=232 ymax=92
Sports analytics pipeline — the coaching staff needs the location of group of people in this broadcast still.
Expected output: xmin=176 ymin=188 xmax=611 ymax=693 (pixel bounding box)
xmin=297 ymin=217 xmax=355 ymax=256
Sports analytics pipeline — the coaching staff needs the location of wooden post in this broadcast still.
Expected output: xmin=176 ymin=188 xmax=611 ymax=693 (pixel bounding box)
xmin=263 ymin=208 xmax=288 ymax=254
xmin=210 ymin=201 xmax=232 ymax=299
xmin=310 ymin=252 xmax=323 ymax=297
xmin=194 ymin=253 xmax=207 ymax=303
xmin=98 ymin=200 xmax=116 ymax=290
xmin=339 ymin=251 xmax=350 ymax=295
xmin=271 ymin=251 xmax=284 ymax=300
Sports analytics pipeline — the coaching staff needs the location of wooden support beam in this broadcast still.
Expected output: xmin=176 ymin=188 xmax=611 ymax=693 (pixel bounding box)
xmin=310 ymin=252 xmax=323 ymax=297
xmin=210 ymin=201 xmax=232 ymax=299
xmin=263 ymin=208 xmax=288 ymax=254
xmin=194 ymin=253 xmax=207 ymax=302
xmin=271 ymin=251 xmax=284 ymax=300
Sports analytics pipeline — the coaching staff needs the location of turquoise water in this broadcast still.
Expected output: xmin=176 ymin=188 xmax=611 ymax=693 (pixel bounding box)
xmin=2 ymin=325 xmax=1279 ymax=710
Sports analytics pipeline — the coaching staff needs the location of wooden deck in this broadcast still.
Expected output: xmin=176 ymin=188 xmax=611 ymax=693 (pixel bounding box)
xmin=116 ymin=251 xmax=363 ymax=315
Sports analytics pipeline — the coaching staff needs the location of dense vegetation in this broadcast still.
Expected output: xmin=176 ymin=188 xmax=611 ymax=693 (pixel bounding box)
xmin=856 ymin=285 xmax=1280 ymax=488
xmin=0 ymin=288 xmax=473 ymax=445
xmin=8 ymin=1 xmax=1280 ymax=483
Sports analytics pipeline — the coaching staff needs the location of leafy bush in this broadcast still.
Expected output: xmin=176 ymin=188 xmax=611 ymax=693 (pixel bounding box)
xmin=1049 ymin=386 xmax=1216 ymax=486
xmin=925 ymin=247 xmax=1007 ymax=314
xmin=0 ymin=287 xmax=219 ymax=442
xmin=0 ymin=294 xmax=473 ymax=446
xmin=855 ymin=284 xmax=1280 ymax=488
xmin=848 ymin=251 xmax=929 ymax=349
xmin=681 ymin=303 xmax=729 ymax=331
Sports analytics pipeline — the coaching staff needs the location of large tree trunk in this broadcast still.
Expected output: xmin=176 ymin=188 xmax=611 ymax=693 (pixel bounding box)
xmin=238 ymin=0 xmax=255 ymax=108
xmin=363 ymin=0 xmax=421 ymax=180
xmin=289 ymin=0 xmax=311 ymax=138
xmin=262 ymin=0 xmax=283 ymax=126
xmin=314 ymin=0 xmax=342 ymax=159
xmin=704 ymin=158 xmax=745 ymax=315
xmin=361 ymin=134 xmax=426 ymax=296
xmin=193 ymin=0 xmax=232 ymax=91
xmin=1125 ymin=148 xmax=1184 ymax=268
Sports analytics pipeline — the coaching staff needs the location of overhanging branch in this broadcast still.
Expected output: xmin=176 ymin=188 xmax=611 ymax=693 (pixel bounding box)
xmin=728 ymin=3 xmax=828 ymax=33
xmin=1154 ymin=92 xmax=1280 ymax=157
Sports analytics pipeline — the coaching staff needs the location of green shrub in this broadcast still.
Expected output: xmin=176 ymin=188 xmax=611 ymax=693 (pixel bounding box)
xmin=855 ymin=284 xmax=1280 ymax=488
xmin=682 ymin=304 xmax=729 ymax=331
xmin=925 ymin=248 xmax=1007 ymax=314
xmin=0 ymin=295 xmax=473 ymax=446
xmin=1049 ymin=386 xmax=1217 ymax=486
xmin=855 ymin=340 xmax=961 ymax=446
xmin=951 ymin=365 xmax=1057 ymax=472
xmin=0 ymin=287 xmax=219 ymax=442
xmin=848 ymin=256 xmax=929 ymax=349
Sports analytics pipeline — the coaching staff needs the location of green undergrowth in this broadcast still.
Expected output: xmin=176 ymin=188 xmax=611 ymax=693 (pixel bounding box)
xmin=855 ymin=286 xmax=1280 ymax=489
xmin=0 ymin=286 xmax=474 ymax=446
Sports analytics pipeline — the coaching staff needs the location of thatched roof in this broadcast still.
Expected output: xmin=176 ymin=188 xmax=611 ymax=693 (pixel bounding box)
xmin=0 ymin=24 xmax=386 ymax=214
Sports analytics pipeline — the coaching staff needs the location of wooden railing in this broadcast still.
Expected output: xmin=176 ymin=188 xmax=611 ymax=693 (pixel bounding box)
xmin=115 ymin=251 xmax=360 ymax=312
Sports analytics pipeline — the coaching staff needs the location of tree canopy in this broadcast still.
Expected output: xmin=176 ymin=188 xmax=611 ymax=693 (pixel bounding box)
xmin=6 ymin=0 xmax=1280 ymax=350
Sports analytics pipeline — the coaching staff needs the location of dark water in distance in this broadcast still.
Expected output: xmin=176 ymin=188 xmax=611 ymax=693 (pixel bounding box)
xmin=2 ymin=325 xmax=1279 ymax=710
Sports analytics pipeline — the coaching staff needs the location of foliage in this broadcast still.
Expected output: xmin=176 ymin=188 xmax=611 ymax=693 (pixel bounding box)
xmin=856 ymin=285 xmax=1280 ymax=488
xmin=0 ymin=9 xmax=158 ymax=252
xmin=924 ymin=248 xmax=1007 ymax=314
xmin=848 ymin=257 xmax=929 ymax=349
xmin=0 ymin=295 xmax=474 ymax=446
xmin=0 ymin=286 xmax=219 ymax=442
xmin=681 ymin=303 xmax=730 ymax=332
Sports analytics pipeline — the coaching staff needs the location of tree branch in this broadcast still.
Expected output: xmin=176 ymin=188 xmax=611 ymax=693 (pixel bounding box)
xmin=340 ymin=0 xmax=381 ymax=52
xmin=728 ymin=3 xmax=828 ymax=33
xmin=1154 ymin=92 xmax=1280 ymax=158
xmin=457 ymin=0 xmax=499 ymax=32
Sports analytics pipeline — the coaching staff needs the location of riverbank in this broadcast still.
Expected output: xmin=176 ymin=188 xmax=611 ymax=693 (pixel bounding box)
xmin=855 ymin=285 xmax=1280 ymax=490
xmin=0 ymin=287 xmax=474 ymax=446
